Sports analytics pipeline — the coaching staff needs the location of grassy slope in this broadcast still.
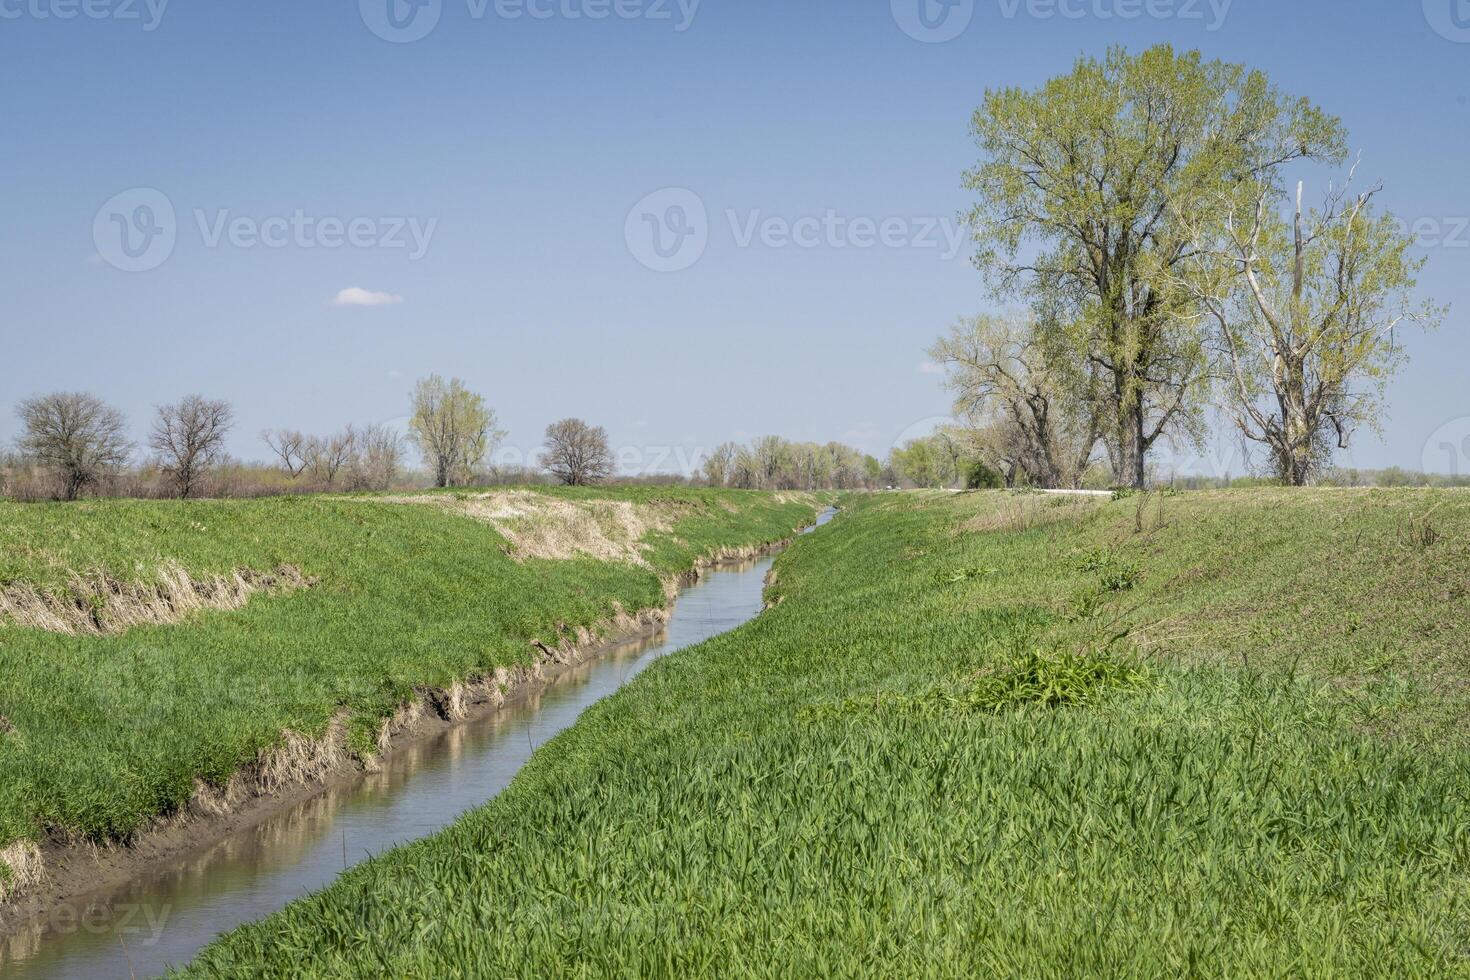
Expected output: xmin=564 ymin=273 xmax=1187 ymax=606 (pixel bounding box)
xmin=0 ymin=488 xmax=820 ymax=852
xmin=185 ymin=489 xmax=1470 ymax=977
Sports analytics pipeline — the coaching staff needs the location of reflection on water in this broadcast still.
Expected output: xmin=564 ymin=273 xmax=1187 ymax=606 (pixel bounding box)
xmin=1 ymin=513 xmax=835 ymax=980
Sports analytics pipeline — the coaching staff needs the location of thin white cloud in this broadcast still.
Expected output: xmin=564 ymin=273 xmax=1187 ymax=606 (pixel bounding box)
xmin=918 ymin=360 xmax=945 ymax=376
xmin=332 ymin=287 xmax=403 ymax=307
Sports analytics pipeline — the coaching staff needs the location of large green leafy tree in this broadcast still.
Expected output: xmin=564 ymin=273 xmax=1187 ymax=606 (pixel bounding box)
xmin=965 ymin=45 xmax=1345 ymax=487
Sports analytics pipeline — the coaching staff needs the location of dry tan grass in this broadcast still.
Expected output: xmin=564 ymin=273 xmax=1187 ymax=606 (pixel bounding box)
xmin=380 ymin=492 xmax=676 ymax=566
xmin=0 ymin=841 xmax=44 ymax=902
xmin=958 ymin=492 xmax=1103 ymax=534
xmin=0 ymin=563 xmax=312 ymax=636
xmin=256 ymin=716 xmax=351 ymax=796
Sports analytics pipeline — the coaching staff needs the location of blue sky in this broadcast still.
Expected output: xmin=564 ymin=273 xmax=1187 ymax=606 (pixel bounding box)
xmin=3 ymin=0 xmax=1468 ymax=478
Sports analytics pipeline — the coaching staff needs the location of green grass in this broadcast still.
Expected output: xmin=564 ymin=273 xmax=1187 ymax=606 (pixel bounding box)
xmin=178 ymin=488 xmax=1470 ymax=977
xmin=0 ymin=487 xmax=821 ymax=853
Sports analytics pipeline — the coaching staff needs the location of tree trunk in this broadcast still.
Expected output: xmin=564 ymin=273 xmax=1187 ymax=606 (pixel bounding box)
xmin=1130 ymin=403 xmax=1147 ymax=489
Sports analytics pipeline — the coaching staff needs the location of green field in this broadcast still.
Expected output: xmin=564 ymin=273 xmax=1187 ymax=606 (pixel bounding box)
xmin=180 ymin=488 xmax=1470 ymax=976
xmin=0 ymin=488 xmax=822 ymax=876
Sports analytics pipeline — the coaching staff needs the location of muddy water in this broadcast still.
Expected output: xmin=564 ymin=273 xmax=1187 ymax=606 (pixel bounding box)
xmin=3 ymin=511 xmax=833 ymax=979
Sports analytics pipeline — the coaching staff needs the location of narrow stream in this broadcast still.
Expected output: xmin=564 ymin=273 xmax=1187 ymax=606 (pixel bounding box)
xmin=3 ymin=510 xmax=833 ymax=979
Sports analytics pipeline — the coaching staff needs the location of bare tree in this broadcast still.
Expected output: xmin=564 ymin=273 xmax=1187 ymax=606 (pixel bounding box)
xmin=305 ymin=426 xmax=358 ymax=488
xmin=351 ymin=424 xmax=405 ymax=491
xmin=729 ymin=448 xmax=761 ymax=489
xmin=16 ymin=392 xmax=131 ymax=501
xmin=262 ymin=429 xmax=310 ymax=478
xmin=702 ymin=442 xmax=737 ymax=487
xmin=150 ymin=396 xmax=233 ymax=499
xmin=409 ymin=375 xmax=502 ymax=488
xmin=929 ymin=315 xmax=1103 ymax=488
xmin=540 ymin=418 xmax=614 ymax=486
xmin=752 ymin=436 xmax=787 ymax=489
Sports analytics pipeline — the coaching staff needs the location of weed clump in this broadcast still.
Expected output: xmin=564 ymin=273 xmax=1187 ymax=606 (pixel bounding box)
xmin=925 ymin=650 xmax=1151 ymax=713
xmin=810 ymin=650 xmax=1151 ymax=720
xmin=1401 ymin=511 xmax=1441 ymax=550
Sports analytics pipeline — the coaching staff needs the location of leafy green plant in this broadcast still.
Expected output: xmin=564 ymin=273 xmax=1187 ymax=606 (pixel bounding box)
xmin=1072 ymin=547 xmax=1114 ymax=573
xmin=1099 ymin=562 xmax=1141 ymax=593
xmin=875 ymin=650 xmax=1151 ymax=716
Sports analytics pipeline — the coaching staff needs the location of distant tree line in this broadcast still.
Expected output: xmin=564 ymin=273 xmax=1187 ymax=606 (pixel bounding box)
xmin=701 ymin=437 xmax=885 ymax=491
xmin=2 ymin=382 xmax=889 ymax=501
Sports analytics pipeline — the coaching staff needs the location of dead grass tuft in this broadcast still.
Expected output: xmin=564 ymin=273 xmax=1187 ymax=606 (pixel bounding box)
xmin=257 ymin=716 xmax=351 ymax=795
xmin=380 ymin=492 xmax=675 ymax=565
xmin=0 ymin=841 xmax=44 ymax=901
xmin=0 ymin=563 xmax=312 ymax=636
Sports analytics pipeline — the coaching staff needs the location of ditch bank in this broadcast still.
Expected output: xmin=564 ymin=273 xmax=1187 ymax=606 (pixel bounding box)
xmin=0 ymin=517 xmax=826 ymax=957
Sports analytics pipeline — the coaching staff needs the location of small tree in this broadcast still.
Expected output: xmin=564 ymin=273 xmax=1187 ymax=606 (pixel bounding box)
xmin=540 ymin=418 xmax=614 ymax=486
xmin=305 ymin=427 xmax=358 ymax=488
xmin=352 ymin=424 xmax=405 ymax=491
xmin=702 ymin=442 xmax=737 ymax=487
xmin=150 ymin=395 xmax=233 ymax=499
xmin=16 ymin=392 xmax=131 ymax=501
xmin=263 ymin=429 xmax=310 ymax=478
xmin=929 ymin=315 xmax=1103 ymax=488
xmin=751 ymin=436 xmax=789 ymax=489
xmin=730 ymin=448 xmax=761 ymax=489
xmin=889 ymin=437 xmax=954 ymax=489
xmin=408 ymin=375 xmax=503 ymax=488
